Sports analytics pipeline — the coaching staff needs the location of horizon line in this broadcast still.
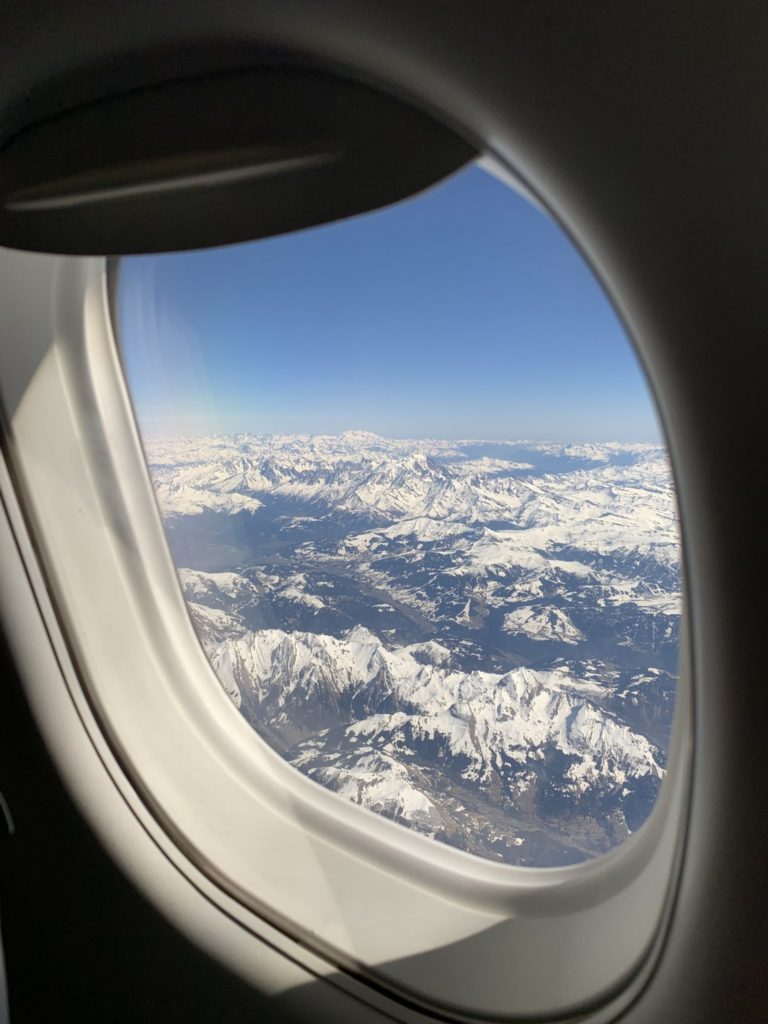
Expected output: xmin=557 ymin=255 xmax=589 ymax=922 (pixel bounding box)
xmin=139 ymin=428 xmax=664 ymax=446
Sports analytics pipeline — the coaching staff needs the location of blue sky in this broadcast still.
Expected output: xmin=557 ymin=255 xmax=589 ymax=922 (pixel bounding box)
xmin=118 ymin=164 xmax=661 ymax=441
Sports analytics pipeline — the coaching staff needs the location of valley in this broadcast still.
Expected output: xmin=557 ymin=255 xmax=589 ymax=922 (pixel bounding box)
xmin=145 ymin=432 xmax=681 ymax=866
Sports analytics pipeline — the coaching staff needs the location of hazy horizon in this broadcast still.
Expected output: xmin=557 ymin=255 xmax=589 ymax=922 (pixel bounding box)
xmin=135 ymin=423 xmax=662 ymax=444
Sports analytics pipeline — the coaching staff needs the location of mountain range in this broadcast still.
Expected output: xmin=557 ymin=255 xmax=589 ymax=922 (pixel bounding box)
xmin=145 ymin=433 xmax=680 ymax=866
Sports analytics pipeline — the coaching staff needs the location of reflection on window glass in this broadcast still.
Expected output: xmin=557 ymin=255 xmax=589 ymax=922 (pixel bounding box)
xmin=117 ymin=164 xmax=680 ymax=868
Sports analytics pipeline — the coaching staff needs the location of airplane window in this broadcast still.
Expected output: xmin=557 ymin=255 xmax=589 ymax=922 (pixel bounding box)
xmin=116 ymin=163 xmax=681 ymax=868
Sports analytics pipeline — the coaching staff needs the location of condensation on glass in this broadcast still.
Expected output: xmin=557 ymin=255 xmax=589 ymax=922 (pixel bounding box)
xmin=115 ymin=163 xmax=681 ymax=868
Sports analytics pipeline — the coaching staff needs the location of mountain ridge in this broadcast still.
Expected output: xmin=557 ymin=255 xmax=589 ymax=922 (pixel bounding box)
xmin=147 ymin=434 xmax=680 ymax=866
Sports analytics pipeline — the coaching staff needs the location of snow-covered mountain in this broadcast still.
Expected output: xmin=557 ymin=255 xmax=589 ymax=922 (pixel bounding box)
xmin=148 ymin=434 xmax=675 ymax=545
xmin=144 ymin=433 xmax=681 ymax=866
xmin=211 ymin=624 xmax=663 ymax=863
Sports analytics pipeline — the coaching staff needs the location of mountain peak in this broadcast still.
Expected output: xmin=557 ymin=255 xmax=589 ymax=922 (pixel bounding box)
xmin=339 ymin=430 xmax=384 ymax=444
xmin=346 ymin=624 xmax=381 ymax=646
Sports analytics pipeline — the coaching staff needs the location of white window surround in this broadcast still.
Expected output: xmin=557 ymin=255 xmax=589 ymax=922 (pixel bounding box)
xmin=0 ymin=248 xmax=692 ymax=1021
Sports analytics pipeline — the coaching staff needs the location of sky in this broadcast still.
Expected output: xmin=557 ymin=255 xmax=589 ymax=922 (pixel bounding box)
xmin=118 ymin=163 xmax=661 ymax=442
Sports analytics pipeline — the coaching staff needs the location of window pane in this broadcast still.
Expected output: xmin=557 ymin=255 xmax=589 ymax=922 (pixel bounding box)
xmin=116 ymin=163 xmax=681 ymax=868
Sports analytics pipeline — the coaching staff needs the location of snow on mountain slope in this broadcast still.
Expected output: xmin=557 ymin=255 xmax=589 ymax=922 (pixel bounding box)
xmin=144 ymin=435 xmax=677 ymax=556
xmin=276 ymin=574 xmax=327 ymax=611
xmin=186 ymin=602 xmax=248 ymax=657
xmin=180 ymin=568 xmax=261 ymax=607
xmin=294 ymin=744 xmax=443 ymax=830
xmin=155 ymin=482 xmax=263 ymax=517
xmin=210 ymin=624 xmax=663 ymax=859
xmin=503 ymin=605 xmax=586 ymax=644
xmin=213 ymin=625 xmax=659 ymax=780
xmin=145 ymin=434 xmax=680 ymax=865
xmin=178 ymin=568 xmax=261 ymax=654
